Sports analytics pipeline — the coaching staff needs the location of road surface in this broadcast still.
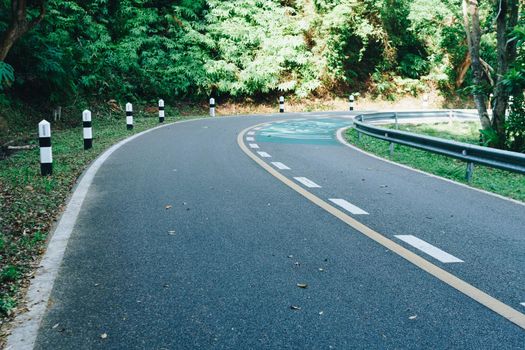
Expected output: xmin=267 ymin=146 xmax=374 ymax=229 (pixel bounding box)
xmin=21 ymin=112 xmax=525 ymax=349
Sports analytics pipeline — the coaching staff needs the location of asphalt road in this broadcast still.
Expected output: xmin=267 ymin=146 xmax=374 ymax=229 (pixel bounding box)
xmin=32 ymin=112 xmax=525 ymax=349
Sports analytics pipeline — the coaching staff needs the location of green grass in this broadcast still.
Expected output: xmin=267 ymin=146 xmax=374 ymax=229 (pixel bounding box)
xmin=0 ymin=113 xmax=203 ymax=319
xmin=346 ymin=122 xmax=525 ymax=202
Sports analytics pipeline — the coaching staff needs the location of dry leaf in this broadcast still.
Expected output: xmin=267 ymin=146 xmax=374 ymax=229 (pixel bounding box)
xmin=52 ymin=323 xmax=59 ymax=329
xmin=165 ymin=205 xmax=172 ymax=209
xmin=409 ymin=315 xmax=417 ymax=320
xmin=297 ymin=283 xmax=308 ymax=289
xmin=100 ymin=333 xmax=108 ymax=339
xmin=290 ymin=305 xmax=301 ymax=310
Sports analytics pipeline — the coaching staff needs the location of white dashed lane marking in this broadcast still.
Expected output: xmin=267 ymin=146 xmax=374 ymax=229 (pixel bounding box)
xmin=271 ymin=162 xmax=290 ymax=170
xmin=246 ymin=137 xmax=255 ymax=141
xmin=247 ymin=131 xmax=255 ymax=135
xmin=294 ymin=177 xmax=321 ymax=188
xmin=329 ymin=199 xmax=368 ymax=215
xmin=249 ymin=143 xmax=259 ymax=149
xmin=257 ymin=151 xmax=271 ymax=158
xmin=395 ymin=235 xmax=464 ymax=263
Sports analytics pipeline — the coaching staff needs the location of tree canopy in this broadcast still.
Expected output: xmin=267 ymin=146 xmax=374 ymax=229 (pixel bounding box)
xmin=0 ymin=0 xmax=523 ymax=149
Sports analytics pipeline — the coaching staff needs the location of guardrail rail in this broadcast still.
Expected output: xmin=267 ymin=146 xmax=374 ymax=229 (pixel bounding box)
xmin=353 ymin=110 xmax=525 ymax=181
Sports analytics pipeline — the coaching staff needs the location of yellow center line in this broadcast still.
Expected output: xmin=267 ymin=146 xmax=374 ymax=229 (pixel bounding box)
xmin=237 ymin=123 xmax=525 ymax=331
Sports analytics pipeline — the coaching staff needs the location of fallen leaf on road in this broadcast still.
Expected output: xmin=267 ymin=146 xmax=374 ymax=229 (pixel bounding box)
xmin=168 ymin=230 xmax=176 ymax=235
xmin=297 ymin=283 xmax=308 ymax=289
xmin=290 ymin=305 xmax=301 ymax=310
xmin=409 ymin=315 xmax=417 ymax=320
xmin=52 ymin=323 xmax=59 ymax=329
xmin=100 ymin=333 xmax=108 ymax=339
xmin=165 ymin=205 xmax=172 ymax=209
xmin=319 ymin=311 xmax=324 ymax=315
xmin=318 ymin=268 xmax=324 ymax=272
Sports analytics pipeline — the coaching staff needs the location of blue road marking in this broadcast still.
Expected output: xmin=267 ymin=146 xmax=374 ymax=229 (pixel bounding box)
xmin=255 ymin=119 xmax=352 ymax=145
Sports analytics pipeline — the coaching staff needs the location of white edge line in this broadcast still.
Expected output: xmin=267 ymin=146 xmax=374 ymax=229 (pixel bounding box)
xmin=336 ymin=127 xmax=525 ymax=207
xmin=395 ymin=235 xmax=464 ymax=263
xmin=5 ymin=118 xmax=208 ymax=350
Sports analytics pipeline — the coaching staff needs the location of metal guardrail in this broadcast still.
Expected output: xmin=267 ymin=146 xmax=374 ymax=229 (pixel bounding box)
xmin=353 ymin=110 xmax=525 ymax=180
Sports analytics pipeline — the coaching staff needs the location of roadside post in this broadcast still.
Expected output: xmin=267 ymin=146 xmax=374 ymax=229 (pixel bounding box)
xmin=126 ymin=103 xmax=133 ymax=130
xmin=82 ymin=110 xmax=93 ymax=150
xmin=39 ymin=120 xmax=52 ymax=176
xmin=159 ymin=99 xmax=165 ymax=123
xmin=210 ymin=98 xmax=216 ymax=117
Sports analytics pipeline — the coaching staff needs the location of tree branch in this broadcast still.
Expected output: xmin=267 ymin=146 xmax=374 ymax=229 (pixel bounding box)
xmin=28 ymin=1 xmax=46 ymax=31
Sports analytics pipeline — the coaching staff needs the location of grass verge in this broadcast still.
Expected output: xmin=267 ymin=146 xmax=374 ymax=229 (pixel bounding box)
xmin=0 ymin=113 xmax=202 ymax=331
xmin=345 ymin=122 xmax=525 ymax=202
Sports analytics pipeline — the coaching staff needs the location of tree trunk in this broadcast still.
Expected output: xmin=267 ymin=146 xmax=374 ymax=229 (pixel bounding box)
xmin=462 ymin=0 xmax=491 ymax=130
xmin=0 ymin=0 xmax=46 ymax=61
xmin=491 ymin=0 xmax=519 ymax=149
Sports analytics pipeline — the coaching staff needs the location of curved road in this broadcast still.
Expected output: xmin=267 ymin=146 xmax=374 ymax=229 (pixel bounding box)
xmin=22 ymin=112 xmax=525 ymax=348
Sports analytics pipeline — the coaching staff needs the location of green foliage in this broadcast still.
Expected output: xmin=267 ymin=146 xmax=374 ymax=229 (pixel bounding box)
xmin=0 ymin=62 xmax=14 ymax=90
xmin=0 ymin=0 xmax=522 ymax=113
xmin=502 ymin=23 xmax=525 ymax=151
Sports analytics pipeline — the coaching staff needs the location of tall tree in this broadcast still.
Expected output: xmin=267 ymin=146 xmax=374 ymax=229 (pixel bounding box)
xmin=0 ymin=0 xmax=46 ymax=61
xmin=463 ymin=0 xmax=520 ymax=148
xmin=491 ymin=0 xmax=519 ymax=148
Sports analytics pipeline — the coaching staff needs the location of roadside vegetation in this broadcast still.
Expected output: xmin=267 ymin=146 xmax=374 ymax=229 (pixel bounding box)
xmin=345 ymin=122 xmax=525 ymax=202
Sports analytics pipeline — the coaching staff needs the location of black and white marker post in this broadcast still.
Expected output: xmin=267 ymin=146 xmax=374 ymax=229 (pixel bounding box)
xmin=82 ymin=110 xmax=93 ymax=150
xmin=349 ymin=94 xmax=355 ymax=111
xmin=159 ymin=99 xmax=165 ymax=123
xmin=279 ymin=96 xmax=285 ymax=113
xmin=126 ymin=103 xmax=133 ymax=130
xmin=210 ymin=98 xmax=216 ymax=117
xmin=39 ymin=119 xmax=52 ymax=176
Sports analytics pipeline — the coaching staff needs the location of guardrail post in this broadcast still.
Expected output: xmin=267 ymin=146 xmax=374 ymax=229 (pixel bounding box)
xmin=210 ymin=98 xmax=216 ymax=117
xmin=462 ymin=150 xmax=474 ymax=182
xmin=466 ymin=162 xmax=474 ymax=182
xmin=39 ymin=120 xmax=52 ymax=176
xmin=279 ymin=96 xmax=284 ymax=113
xmin=423 ymin=94 xmax=429 ymax=109
xmin=82 ymin=110 xmax=93 ymax=150
xmin=385 ymin=132 xmax=394 ymax=158
xmin=394 ymin=113 xmax=399 ymax=129
xmin=349 ymin=95 xmax=355 ymax=111
xmin=448 ymin=110 xmax=453 ymax=124
xmin=126 ymin=103 xmax=133 ymax=130
xmin=159 ymin=99 xmax=165 ymax=123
